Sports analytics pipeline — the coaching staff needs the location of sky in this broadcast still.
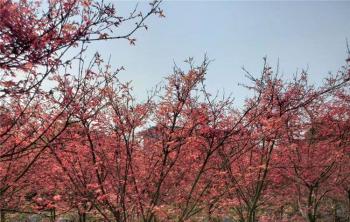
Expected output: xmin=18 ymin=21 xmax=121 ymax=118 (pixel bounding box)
xmin=86 ymin=1 xmax=350 ymax=106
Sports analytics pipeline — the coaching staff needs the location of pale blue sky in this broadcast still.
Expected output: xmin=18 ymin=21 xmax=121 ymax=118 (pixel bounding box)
xmin=87 ymin=1 xmax=350 ymax=106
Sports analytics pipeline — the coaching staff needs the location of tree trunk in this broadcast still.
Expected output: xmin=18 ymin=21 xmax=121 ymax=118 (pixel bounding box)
xmin=333 ymin=200 xmax=338 ymax=222
xmin=307 ymin=213 xmax=316 ymax=222
xmin=50 ymin=208 xmax=56 ymax=222
xmin=248 ymin=208 xmax=256 ymax=222
xmin=0 ymin=209 xmax=5 ymax=222
xmin=79 ymin=212 xmax=86 ymax=222
xmin=347 ymin=190 xmax=350 ymax=222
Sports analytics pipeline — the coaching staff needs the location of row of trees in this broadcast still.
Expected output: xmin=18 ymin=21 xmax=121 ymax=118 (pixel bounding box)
xmin=1 ymin=0 xmax=350 ymax=221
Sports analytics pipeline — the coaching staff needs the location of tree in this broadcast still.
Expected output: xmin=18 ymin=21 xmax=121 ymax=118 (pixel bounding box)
xmin=0 ymin=0 xmax=163 ymax=212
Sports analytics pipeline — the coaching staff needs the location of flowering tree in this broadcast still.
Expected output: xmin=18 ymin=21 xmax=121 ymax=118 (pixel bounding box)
xmin=30 ymin=56 xmax=349 ymax=222
xmin=1 ymin=1 xmax=350 ymax=221
xmin=0 ymin=0 xmax=163 ymax=216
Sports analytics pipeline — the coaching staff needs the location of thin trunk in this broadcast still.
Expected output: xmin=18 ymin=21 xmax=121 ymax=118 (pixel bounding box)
xmin=333 ymin=200 xmax=338 ymax=222
xmin=347 ymin=190 xmax=350 ymax=222
xmin=279 ymin=206 xmax=284 ymax=220
xmin=0 ymin=209 xmax=5 ymax=222
xmin=307 ymin=187 xmax=316 ymax=222
xmin=247 ymin=208 xmax=256 ymax=222
xmin=79 ymin=212 xmax=86 ymax=222
xmin=50 ymin=208 xmax=56 ymax=222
